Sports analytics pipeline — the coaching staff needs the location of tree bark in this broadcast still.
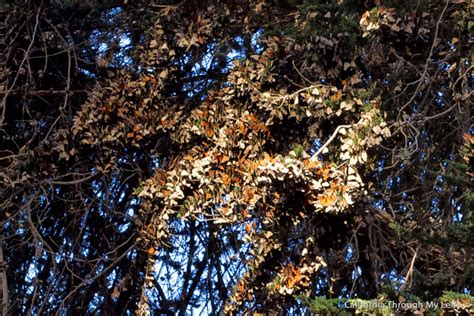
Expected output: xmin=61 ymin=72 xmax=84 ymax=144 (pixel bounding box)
xmin=0 ymin=232 xmax=8 ymax=316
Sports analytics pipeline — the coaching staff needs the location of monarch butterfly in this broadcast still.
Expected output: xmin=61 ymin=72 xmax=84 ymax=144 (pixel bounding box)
xmin=331 ymin=90 xmax=343 ymax=101
xmin=318 ymin=194 xmax=337 ymax=207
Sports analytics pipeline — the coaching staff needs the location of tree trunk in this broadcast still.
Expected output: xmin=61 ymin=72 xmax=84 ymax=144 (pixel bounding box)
xmin=0 ymin=233 xmax=8 ymax=316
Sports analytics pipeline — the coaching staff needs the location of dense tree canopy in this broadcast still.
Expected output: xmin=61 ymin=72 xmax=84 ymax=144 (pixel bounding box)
xmin=0 ymin=0 xmax=472 ymax=314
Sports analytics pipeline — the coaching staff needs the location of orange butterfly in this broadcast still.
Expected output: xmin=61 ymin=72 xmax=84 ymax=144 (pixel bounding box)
xmin=318 ymin=194 xmax=337 ymax=207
